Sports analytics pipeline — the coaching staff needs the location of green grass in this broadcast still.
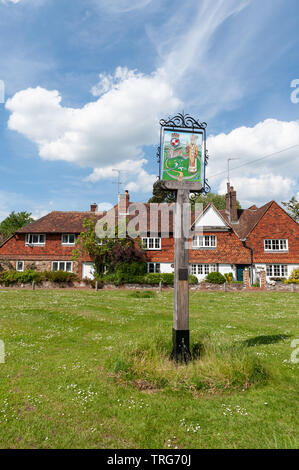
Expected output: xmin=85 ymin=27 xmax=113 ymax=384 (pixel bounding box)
xmin=0 ymin=289 xmax=298 ymax=449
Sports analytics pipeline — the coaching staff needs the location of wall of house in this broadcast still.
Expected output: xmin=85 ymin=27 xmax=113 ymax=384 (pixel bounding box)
xmin=189 ymin=231 xmax=251 ymax=265
xmin=246 ymin=202 xmax=299 ymax=265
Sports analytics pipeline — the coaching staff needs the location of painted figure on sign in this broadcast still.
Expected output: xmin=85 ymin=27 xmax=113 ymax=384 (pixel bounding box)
xmin=187 ymin=134 xmax=198 ymax=173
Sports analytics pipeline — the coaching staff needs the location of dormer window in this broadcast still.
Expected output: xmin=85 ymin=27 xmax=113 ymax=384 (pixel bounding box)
xmin=192 ymin=235 xmax=216 ymax=248
xmin=264 ymin=239 xmax=288 ymax=252
xmin=25 ymin=234 xmax=46 ymax=245
xmin=62 ymin=234 xmax=76 ymax=245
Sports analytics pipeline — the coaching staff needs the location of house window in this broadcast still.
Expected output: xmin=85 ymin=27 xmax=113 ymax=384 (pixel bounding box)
xmin=142 ymin=238 xmax=161 ymax=250
xmin=191 ymin=264 xmax=217 ymax=275
xmin=264 ymin=239 xmax=288 ymax=251
xmin=25 ymin=234 xmax=46 ymax=245
xmin=266 ymin=265 xmax=288 ymax=277
xmin=192 ymin=235 xmax=217 ymax=248
xmin=16 ymin=261 xmax=24 ymax=272
xmin=52 ymin=261 xmax=73 ymax=272
xmin=61 ymin=234 xmax=76 ymax=245
xmin=148 ymin=263 xmax=160 ymax=273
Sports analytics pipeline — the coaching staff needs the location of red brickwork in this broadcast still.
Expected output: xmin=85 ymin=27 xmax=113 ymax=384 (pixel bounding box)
xmin=245 ymin=202 xmax=299 ymax=263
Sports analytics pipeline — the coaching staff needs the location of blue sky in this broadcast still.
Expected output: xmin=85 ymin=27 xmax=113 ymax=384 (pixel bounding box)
xmin=0 ymin=0 xmax=298 ymax=220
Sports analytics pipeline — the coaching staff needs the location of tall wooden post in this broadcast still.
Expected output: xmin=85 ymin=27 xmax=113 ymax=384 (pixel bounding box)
xmin=171 ymin=188 xmax=191 ymax=362
xmin=157 ymin=112 xmax=209 ymax=364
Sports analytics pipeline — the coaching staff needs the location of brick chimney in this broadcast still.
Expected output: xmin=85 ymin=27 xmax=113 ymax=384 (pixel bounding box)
xmin=225 ymin=184 xmax=238 ymax=223
xmin=90 ymin=203 xmax=98 ymax=213
xmin=118 ymin=190 xmax=130 ymax=215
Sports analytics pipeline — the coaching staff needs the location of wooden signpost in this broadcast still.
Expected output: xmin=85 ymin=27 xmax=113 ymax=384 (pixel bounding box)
xmin=157 ymin=113 xmax=209 ymax=363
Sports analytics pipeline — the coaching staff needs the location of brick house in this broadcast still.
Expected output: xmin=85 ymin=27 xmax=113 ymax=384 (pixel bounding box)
xmin=0 ymin=186 xmax=298 ymax=283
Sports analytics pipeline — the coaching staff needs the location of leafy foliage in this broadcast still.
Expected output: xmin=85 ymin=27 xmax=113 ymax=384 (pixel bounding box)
xmin=282 ymin=196 xmax=299 ymax=222
xmin=96 ymin=272 xmax=198 ymax=286
xmin=0 ymin=211 xmax=34 ymax=242
xmin=206 ymin=271 xmax=226 ymax=284
xmin=147 ymin=181 xmax=176 ymax=203
xmin=224 ymin=272 xmax=233 ymax=282
xmin=0 ymin=269 xmax=78 ymax=286
xmin=284 ymin=268 xmax=299 ymax=284
xmin=190 ymin=192 xmax=241 ymax=210
xmin=72 ymin=217 xmax=146 ymax=275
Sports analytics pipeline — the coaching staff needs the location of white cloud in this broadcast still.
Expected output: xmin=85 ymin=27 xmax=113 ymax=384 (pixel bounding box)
xmin=6 ymin=68 xmax=180 ymax=192
xmin=207 ymin=118 xmax=299 ymax=180
xmin=1 ymin=0 xmax=21 ymax=4
xmin=218 ymin=174 xmax=297 ymax=207
xmin=206 ymin=118 xmax=299 ymax=205
xmin=97 ymin=202 xmax=113 ymax=212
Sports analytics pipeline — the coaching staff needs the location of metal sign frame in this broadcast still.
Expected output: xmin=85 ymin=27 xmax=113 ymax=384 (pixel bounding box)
xmin=157 ymin=113 xmax=210 ymax=194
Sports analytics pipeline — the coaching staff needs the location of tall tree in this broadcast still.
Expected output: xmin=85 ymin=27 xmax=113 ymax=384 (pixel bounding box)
xmin=190 ymin=192 xmax=241 ymax=210
xmin=0 ymin=211 xmax=34 ymax=242
xmin=72 ymin=217 xmax=145 ymax=275
xmin=148 ymin=181 xmax=176 ymax=203
xmin=282 ymin=196 xmax=299 ymax=222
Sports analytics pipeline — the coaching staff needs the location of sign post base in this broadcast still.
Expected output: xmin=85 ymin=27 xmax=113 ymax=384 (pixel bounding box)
xmin=170 ymin=328 xmax=191 ymax=363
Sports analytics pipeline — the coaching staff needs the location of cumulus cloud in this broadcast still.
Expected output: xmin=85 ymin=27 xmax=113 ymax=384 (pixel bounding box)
xmin=206 ymin=118 xmax=299 ymax=205
xmin=1 ymin=0 xmax=21 ymax=4
xmin=218 ymin=174 xmax=297 ymax=207
xmin=6 ymin=68 xmax=180 ymax=191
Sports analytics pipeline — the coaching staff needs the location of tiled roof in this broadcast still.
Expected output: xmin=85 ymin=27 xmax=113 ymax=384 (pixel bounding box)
xmin=17 ymin=211 xmax=105 ymax=234
xmin=219 ymin=201 xmax=273 ymax=239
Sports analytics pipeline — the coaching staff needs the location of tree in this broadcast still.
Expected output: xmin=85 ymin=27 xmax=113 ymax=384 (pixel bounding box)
xmin=190 ymin=192 xmax=241 ymax=210
xmin=148 ymin=181 xmax=176 ymax=203
xmin=72 ymin=217 xmax=146 ymax=275
xmin=282 ymin=196 xmax=299 ymax=222
xmin=0 ymin=211 xmax=34 ymax=242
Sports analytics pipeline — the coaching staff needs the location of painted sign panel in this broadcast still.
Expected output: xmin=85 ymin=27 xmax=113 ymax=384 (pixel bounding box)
xmin=161 ymin=129 xmax=203 ymax=182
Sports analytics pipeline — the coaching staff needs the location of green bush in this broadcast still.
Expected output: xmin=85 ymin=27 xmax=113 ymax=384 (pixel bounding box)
xmin=284 ymin=279 xmax=299 ymax=285
xmin=115 ymin=261 xmax=147 ymax=276
xmin=97 ymin=271 xmax=198 ymax=286
xmin=206 ymin=271 xmax=226 ymax=284
xmin=41 ymin=271 xmax=78 ymax=283
xmin=224 ymin=272 xmax=233 ymax=283
xmin=0 ymin=269 xmax=78 ymax=286
xmin=284 ymin=269 xmax=299 ymax=284
xmin=0 ymin=269 xmax=40 ymax=286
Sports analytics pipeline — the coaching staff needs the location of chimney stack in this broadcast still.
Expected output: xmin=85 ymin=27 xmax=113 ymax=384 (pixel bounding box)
xmin=225 ymin=184 xmax=238 ymax=223
xmin=90 ymin=203 xmax=98 ymax=213
xmin=118 ymin=190 xmax=130 ymax=215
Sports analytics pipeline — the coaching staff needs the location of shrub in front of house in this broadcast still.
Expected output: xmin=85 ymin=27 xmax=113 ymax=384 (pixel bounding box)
xmin=206 ymin=272 xmax=226 ymax=284
xmin=41 ymin=271 xmax=78 ymax=283
xmin=96 ymin=271 xmax=198 ymax=286
xmin=284 ymin=268 xmax=299 ymax=284
xmin=0 ymin=269 xmax=78 ymax=286
xmin=0 ymin=269 xmax=40 ymax=286
xmin=224 ymin=272 xmax=233 ymax=283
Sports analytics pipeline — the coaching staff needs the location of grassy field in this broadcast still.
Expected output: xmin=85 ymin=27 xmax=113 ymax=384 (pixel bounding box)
xmin=0 ymin=289 xmax=298 ymax=449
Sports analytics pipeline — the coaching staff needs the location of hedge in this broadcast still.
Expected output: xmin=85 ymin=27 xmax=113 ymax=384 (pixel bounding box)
xmin=96 ymin=272 xmax=198 ymax=286
xmin=0 ymin=270 xmax=78 ymax=286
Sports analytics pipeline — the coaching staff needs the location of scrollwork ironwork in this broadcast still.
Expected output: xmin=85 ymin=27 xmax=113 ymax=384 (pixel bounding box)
xmin=159 ymin=112 xmax=207 ymax=130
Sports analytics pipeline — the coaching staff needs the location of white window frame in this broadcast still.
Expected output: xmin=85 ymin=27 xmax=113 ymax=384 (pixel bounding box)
xmin=190 ymin=264 xmax=217 ymax=275
xmin=192 ymin=235 xmax=217 ymax=249
xmin=16 ymin=261 xmax=24 ymax=272
xmin=147 ymin=262 xmax=160 ymax=273
xmin=142 ymin=237 xmax=161 ymax=250
xmin=52 ymin=261 xmax=73 ymax=272
xmin=25 ymin=234 xmax=46 ymax=246
xmin=266 ymin=264 xmax=288 ymax=278
xmin=264 ymin=239 xmax=288 ymax=252
xmin=61 ymin=234 xmax=76 ymax=245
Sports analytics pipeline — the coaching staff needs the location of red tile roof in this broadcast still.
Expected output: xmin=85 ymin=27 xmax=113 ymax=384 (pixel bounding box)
xmin=16 ymin=211 xmax=105 ymax=234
